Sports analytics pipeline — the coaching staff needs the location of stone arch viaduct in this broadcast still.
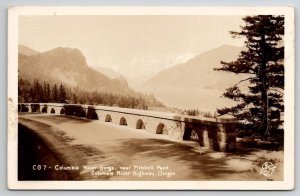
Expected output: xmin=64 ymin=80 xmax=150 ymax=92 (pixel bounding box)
xmin=18 ymin=103 xmax=238 ymax=152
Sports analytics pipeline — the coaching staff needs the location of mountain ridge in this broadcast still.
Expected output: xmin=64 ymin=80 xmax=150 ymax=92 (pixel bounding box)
xmin=18 ymin=45 xmax=130 ymax=94
xmin=18 ymin=45 xmax=39 ymax=56
xmin=141 ymin=45 xmax=249 ymax=111
xmin=144 ymin=45 xmax=246 ymax=89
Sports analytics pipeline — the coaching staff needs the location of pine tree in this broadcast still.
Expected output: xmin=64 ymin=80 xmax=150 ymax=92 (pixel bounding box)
xmin=58 ymin=84 xmax=67 ymax=103
xmin=73 ymin=94 xmax=78 ymax=104
xmin=29 ymin=87 xmax=35 ymax=102
xmin=43 ymin=81 xmax=47 ymax=103
xmin=46 ymin=83 xmax=51 ymax=102
xmin=215 ymin=15 xmax=284 ymax=141
xmin=33 ymin=79 xmax=42 ymax=102
xmin=51 ymin=84 xmax=58 ymax=103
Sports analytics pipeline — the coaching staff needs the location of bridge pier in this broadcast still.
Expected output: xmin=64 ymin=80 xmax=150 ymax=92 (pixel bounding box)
xmin=183 ymin=124 xmax=219 ymax=151
xmin=183 ymin=115 xmax=237 ymax=152
xmin=216 ymin=115 xmax=237 ymax=152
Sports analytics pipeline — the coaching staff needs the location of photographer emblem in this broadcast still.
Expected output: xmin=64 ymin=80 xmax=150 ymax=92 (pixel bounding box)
xmin=260 ymin=162 xmax=276 ymax=177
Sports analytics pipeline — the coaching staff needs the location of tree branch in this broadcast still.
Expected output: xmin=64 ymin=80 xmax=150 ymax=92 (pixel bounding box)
xmin=269 ymin=87 xmax=284 ymax=95
xmin=233 ymin=77 xmax=255 ymax=88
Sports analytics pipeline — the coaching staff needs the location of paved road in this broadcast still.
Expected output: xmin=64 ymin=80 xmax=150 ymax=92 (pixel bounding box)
xmin=18 ymin=113 xmax=267 ymax=181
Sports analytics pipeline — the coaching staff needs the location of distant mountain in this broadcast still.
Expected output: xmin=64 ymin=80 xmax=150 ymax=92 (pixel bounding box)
xmin=18 ymin=46 xmax=130 ymax=94
xmin=142 ymin=45 xmax=250 ymax=111
xmin=145 ymin=45 xmax=247 ymax=90
xmin=91 ymin=67 xmax=122 ymax=79
xmin=91 ymin=67 xmax=128 ymax=86
xmin=18 ymin=45 xmax=39 ymax=56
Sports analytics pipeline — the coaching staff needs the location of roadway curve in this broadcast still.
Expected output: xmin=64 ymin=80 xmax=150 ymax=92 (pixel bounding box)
xmin=18 ymin=113 xmax=267 ymax=181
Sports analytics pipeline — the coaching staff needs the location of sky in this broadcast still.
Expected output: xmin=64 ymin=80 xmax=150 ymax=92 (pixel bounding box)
xmin=19 ymin=15 xmax=245 ymax=84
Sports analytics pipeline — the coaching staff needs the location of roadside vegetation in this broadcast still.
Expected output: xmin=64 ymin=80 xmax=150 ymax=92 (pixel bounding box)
xmin=18 ymin=77 xmax=164 ymax=110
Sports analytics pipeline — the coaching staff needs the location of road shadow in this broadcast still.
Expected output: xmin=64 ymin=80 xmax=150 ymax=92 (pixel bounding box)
xmin=115 ymin=138 xmax=255 ymax=180
xmin=18 ymin=114 xmax=267 ymax=181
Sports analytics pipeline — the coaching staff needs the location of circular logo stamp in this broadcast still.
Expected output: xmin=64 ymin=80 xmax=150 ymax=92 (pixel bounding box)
xmin=260 ymin=162 xmax=276 ymax=177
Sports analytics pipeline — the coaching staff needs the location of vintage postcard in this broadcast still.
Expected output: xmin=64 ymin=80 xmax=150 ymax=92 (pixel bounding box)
xmin=7 ymin=6 xmax=294 ymax=190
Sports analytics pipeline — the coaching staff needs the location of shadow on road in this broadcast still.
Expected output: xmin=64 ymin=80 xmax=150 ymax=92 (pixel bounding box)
xmin=115 ymin=138 xmax=249 ymax=180
xmin=18 ymin=114 xmax=267 ymax=181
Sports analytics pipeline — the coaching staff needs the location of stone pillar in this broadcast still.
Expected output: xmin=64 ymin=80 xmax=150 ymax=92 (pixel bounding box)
xmin=216 ymin=114 xmax=238 ymax=152
xmin=28 ymin=104 xmax=32 ymax=112
xmin=182 ymin=125 xmax=192 ymax=141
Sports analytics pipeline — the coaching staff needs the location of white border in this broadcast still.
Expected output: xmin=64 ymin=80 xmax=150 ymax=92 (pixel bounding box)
xmin=7 ymin=6 xmax=295 ymax=190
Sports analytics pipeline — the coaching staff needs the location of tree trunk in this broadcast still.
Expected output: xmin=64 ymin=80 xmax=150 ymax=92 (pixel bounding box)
xmin=260 ymin=31 xmax=269 ymax=141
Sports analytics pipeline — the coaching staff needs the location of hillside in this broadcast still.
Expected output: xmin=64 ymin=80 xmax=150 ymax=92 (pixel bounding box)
xmin=91 ymin=66 xmax=128 ymax=87
xmin=18 ymin=46 xmax=130 ymax=94
xmin=18 ymin=45 xmax=39 ymax=56
xmin=142 ymin=45 xmax=250 ymax=111
xmin=145 ymin=45 xmax=247 ymax=90
xmin=91 ymin=67 xmax=122 ymax=79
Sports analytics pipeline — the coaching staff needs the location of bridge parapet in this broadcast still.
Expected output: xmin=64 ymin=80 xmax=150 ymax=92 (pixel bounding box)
xmin=18 ymin=103 xmax=237 ymax=152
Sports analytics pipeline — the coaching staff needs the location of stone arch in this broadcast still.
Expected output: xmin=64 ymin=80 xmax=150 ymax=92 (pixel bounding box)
xmin=20 ymin=104 xmax=28 ymax=112
xmin=79 ymin=110 xmax=86 ymax=117
xmin=87 ymin=107 xmax=99 ymax=120
xmin=50 ymin=108 xmax=55 ymax=114
xmin=60 ymin=108 xmax=65 ymax=114
xmin=41 ymin=105 xmax=47 ymax=113
xmin=183 ymin=126 xmax=203 ymax=143
xmin=156 ymin=123 xmax=166 ymax=134
xmin=183 ymin=127 xmax=193 ymax=140
xmin=136 ymin=119 xmax=145 ymax=129
xmin=105 ymin=114 xmax=112 ymax=122
xmin=119 ymin=117 xmax=127 ymax=126
xmin=31 ymin=104 xmax=40 ymax=112
xmin=22 ymin=106 xmax=29 ymax=112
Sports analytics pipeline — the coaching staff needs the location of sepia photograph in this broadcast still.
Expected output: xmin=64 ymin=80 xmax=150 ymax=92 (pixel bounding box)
xmin=7 ymin=6 xmax=294 ymax=190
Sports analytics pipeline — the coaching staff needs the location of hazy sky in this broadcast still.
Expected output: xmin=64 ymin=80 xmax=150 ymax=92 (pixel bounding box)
xmin=19 ymin=15 xmax=245 ymax=83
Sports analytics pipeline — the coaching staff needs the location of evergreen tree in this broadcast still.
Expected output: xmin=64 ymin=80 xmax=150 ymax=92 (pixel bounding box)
xmin=42 ymin=81 xmax=47 ymax=102
xmin=17 ymin=78 xmax=159 ymax=110
xmin=51 ymin=84 xmax=59 ymax=103
xmin=58 ymin=84 xmax=67 ymax=103
xmin=29 ymin=87 xmax=35 ymax=102
xmin=33 ymin=79 xmax=41 ymax=102
xmin=73 ymin=94 xmax=78 ymax=104
xmin=215 ymin=15 xmax=284 ymax=141
xmin=46 ymin=83 xmax=51 ymax=102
